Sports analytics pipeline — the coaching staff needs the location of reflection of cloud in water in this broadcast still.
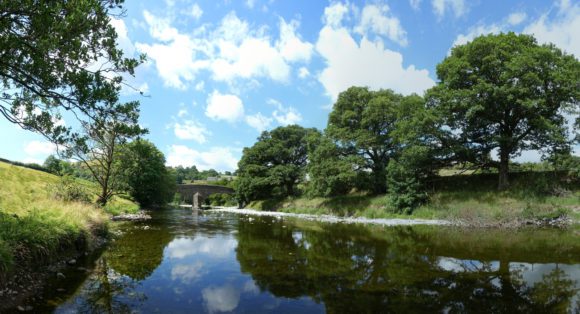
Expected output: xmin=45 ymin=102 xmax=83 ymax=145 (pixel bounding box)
xmin=437 ymin=257 xmax=499 ymax=273
xmin=202 ymin=284 xmax=241 ymax=313
xmin=243 ymin=279 xmax=259 ymax=295
xmin=166 ymin=236 xmax=237 ymax=259
xmin=171 ymin=261 xmax=205 ymax=283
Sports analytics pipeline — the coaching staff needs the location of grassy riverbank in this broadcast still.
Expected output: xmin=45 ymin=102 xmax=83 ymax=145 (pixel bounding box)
xmin=248 ymin=171 xmax=580 ymax=226
xmin=0 ymin=160 xmax=138 ymax=277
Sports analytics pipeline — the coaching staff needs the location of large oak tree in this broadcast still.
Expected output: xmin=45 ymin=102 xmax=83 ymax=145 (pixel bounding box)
xmin=429 ymin=32 xmax=579 ymax=189
xmin=326 ymin=87 xmax=405 ymax=194
xmin=236 ymin=125 xmax=317 ymax=205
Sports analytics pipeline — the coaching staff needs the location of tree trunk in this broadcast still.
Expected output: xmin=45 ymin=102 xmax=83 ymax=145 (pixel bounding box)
xmin=498 ymin=147 xmax=510 ymax=190
xmin=372 ymin=163 xmax=387 ymax=194
xmin=286 ymin=181 xmax=295 ymax=196
xmin=98 ymin=179 xmax=110 ymax=206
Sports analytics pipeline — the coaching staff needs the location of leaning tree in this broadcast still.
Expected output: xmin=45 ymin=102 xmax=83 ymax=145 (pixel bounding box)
xmin=0 ymin=0 xmax=144 ymax=144
xmin=428 ymin=32 xmax=579 ymax=189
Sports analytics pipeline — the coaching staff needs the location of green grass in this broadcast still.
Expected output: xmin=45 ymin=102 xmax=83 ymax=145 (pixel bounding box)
xmin=104 ymin=200 xmax=140 ymax=216
xmin=0 ymin=160 xmax=138 ymax=276
xmin=248 ymin=171 xmax=579 ymax=225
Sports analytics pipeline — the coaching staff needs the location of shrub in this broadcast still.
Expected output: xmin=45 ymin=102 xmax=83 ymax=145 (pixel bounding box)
xmin=50 ymin=176 xmax=92 ymax=203
xmin=207 ymin=193 xmax=237 ymax=206
xmin=386 ymin=146 xmax=431 ymax=214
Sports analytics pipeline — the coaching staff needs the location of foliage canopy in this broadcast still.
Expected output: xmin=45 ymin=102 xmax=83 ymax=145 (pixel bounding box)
xmin=428 ymin=32 xmax=579 ymax=189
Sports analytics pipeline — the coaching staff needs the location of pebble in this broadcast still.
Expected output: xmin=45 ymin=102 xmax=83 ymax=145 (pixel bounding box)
xmin=67 ymin=259 xmax=76 ymax=265
xmin=17 ymin=305 xmax=33 ymax=312
xmin=56 ymin=273 xmax=65 ymax=279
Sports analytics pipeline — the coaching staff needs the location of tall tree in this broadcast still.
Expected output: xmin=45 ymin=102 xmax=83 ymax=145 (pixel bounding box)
xmin=326 ymin=87 xmax=405 ymax=194
xmin=119 ymin=139 xmax=176 ymax=208
xmin=236 ymin=125 xmax=316 ymax=205
xmin=0 ymin=0 xmax=144 ymax=144
xmin=65 ymin=101 xmax=145 ymax=206
xmin=429 ymin=32 xmax=579 ymax=189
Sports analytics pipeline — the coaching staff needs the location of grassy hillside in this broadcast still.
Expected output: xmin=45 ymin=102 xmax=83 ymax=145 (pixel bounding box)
xmin=0 ymin=160 xmax=138 ymax=275
xmin=248 ymin=171 xmax=580 ymax=225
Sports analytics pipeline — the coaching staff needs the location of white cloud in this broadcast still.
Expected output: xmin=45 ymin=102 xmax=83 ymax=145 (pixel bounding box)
xmin=135 ymin=11 xmax=208 ymax=89
xmin=298 ymin=67 xmax=310 ymax=79
xmin=246 ymin=0 xmax=256 ymax=9
xmin=185 ymin=3 xmax=203 ymax=20
xmin=174 ymin=120 xmax=210 ymax=143
xmin=410 ymin=0 xmax=422 ymax=11
xmin=324 ymin=2 xmax=349 ymax=28
xmin=451 ymin=23 xmax=502 ymax=50
xmin=136 ymin=10 xmax=314 ymax=88
xmin=507 ymin=12 xmax=527 ymax=26
xmin=523 ymin=2 xmax=580 ymax=57
xmin=210 ymin=37 xmax=290 ymax=83
xmin=214 ymin=11 xmax=250 ymax=43
xmin=209 ymin=13 xmax=306 ymax=83
xmin=355 ymin=4 xmax=408 ymax=46
xmin=205 ymin=91 xmax=245 ymax=123
xmin=276 ymin=19 xmax=314 ymax=62
xmin=267 ymin=99 xmax=303 ymax=125
xmin=24 ymin=141 xmax=56 ymax=156
xmin=177 ymin=108 xmax=188 ymax=118
xmin=450 ymin=2 xmax=579 ymax=59
xmin=558 ymin=0 xmax=572 ymax=12
xmin=273 ymin=106 xmax=302 ymax=125
xmin=316 ymin=21 xmax=434 ymax=100
xmin=245 ymin=113 xmax=273 ymax=132
xmin=110 ymin=18 xmax=135 ymax=56
xmin=432 ymin=0 xmax=467 ymax=18
xmin=195 ymin=81 xmax=205 ymax=91
xmin=166 ymin=145 xmax=239 ymax=171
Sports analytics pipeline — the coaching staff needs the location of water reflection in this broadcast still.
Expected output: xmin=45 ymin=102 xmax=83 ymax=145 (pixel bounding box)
xmin=202 ymin=284 xmax=241 ymax=313
xmin=236 ymin=217 xmax=580 ymax=313
xmin=166 ymin=236 xmax=237 ymax=260
xmin=36 ymin=209 xmax=580 ymax=313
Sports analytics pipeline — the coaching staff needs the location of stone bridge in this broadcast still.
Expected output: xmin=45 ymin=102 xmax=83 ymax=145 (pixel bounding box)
xmin=176 ymin=184 xmax=235 ymax=209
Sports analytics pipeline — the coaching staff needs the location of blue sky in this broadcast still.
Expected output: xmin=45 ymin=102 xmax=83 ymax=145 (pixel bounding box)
xmin=1 ymin=0 xmax=578 ymax=171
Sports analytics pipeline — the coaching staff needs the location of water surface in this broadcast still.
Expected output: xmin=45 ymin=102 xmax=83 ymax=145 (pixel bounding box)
xmin=30 ymin=209 xmax=580 ymax=313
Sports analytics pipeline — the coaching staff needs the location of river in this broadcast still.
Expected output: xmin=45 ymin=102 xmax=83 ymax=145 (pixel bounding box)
xmin=22 ymin=208 xmax=580 ymax=313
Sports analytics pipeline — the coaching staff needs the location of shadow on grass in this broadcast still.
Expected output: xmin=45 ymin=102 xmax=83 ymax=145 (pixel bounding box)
xmin=428 ymin=171 xmax=578 ymax=203
xmin=320 ymin=195 xmax=373 ymax=216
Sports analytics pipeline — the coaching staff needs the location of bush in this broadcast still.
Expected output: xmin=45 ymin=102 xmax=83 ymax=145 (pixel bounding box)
xmin=50 ymin=176 xmax=92 ymax=203
xmin=386 ymin=146 xmax=431 ymax=214
xmin=207 ymin=193 xmax=237 ymax=206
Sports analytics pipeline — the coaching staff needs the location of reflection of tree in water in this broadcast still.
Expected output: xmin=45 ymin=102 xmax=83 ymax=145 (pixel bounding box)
xmin=529 ymin=267 xmax=579 ymax=313
xmin=70 ymin=257 xmax=146 ymax=314
xmin=106 ymin=225 xmax=173 ymax=281
xmin=235 ymin=218 xmax=579 ymax=313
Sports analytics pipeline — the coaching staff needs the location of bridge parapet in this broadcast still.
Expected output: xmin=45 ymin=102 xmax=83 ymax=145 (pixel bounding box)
xmin=176 ymin=184 xmax=234 ymax=208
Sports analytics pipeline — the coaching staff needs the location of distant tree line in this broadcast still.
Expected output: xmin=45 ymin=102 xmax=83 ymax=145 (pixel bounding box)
xmin=170 ymin=166 xmax=233 ymax=184
xmin=236 ymin=33 xmax=579 ymax=212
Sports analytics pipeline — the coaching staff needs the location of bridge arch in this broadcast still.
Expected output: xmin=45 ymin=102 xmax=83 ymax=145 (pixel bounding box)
xmin=175 ymin=184 xmax=235 ymax=209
